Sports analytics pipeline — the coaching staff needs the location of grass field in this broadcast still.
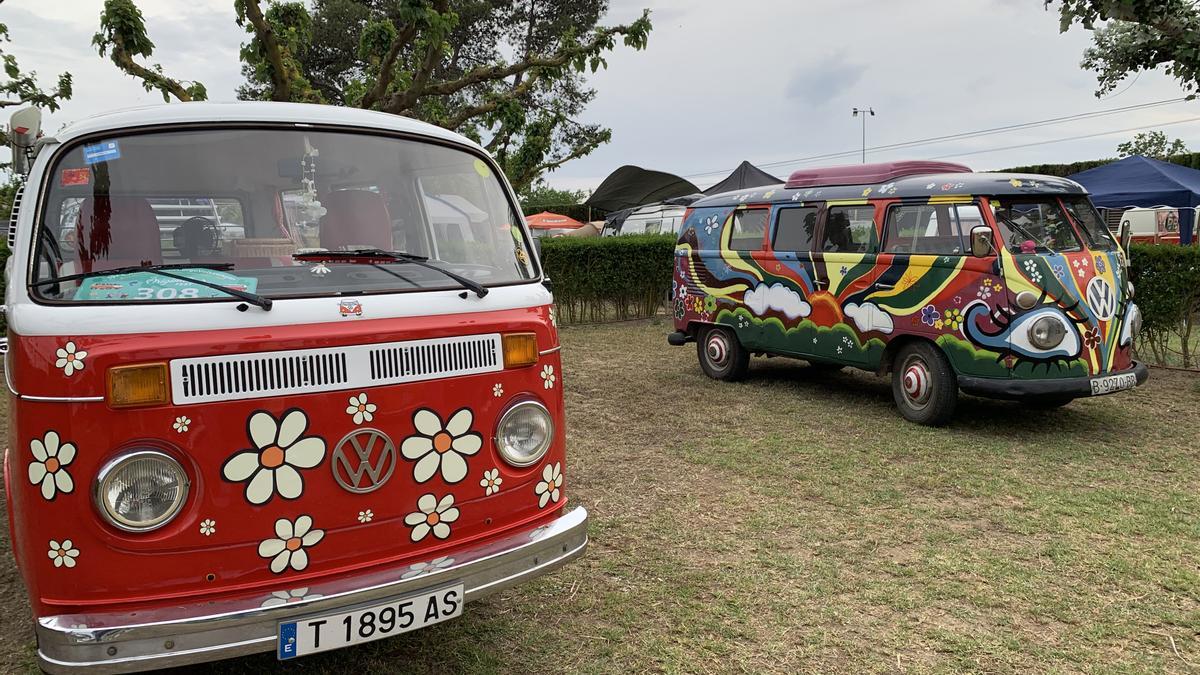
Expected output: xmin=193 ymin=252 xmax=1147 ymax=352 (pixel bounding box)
xmin=2 ymin=318 xmax=1199 ymax=673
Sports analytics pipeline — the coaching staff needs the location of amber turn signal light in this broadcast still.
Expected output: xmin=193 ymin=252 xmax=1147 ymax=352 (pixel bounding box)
xmin=502 ymin=333 xmax=539 ymax=368
xmin=107 ymin=363 xmax=170 ymax=408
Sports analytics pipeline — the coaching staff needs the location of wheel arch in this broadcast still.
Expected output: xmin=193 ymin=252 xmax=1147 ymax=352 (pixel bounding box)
xmin=876 ymin=334 xmax=951 ymax=376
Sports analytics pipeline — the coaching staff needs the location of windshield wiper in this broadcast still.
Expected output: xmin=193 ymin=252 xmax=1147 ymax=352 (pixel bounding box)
xmin=31 ymin=263 xmax=273 ymax=311
xmin=293 ymin=249 xmax=489 ymax=298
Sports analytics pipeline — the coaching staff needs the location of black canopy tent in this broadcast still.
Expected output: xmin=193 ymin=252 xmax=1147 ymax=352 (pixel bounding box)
xmin=702 ymin=160 xmax=782 ymax=195
xmin=584 ymin=165 xmax=700 ymax=214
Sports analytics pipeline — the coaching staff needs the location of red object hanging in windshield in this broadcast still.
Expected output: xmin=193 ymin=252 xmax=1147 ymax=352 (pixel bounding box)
xmin=785 ymin=161 xmax=972 ymax=189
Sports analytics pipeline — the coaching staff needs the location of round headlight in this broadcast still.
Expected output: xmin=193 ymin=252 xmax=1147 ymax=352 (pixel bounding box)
xmin=1028 ymin=315 xmax=1066 ymax=350
xmin=495 ymin=401 xmax=553 ymax=467
xmin=95 ymin=451 xmax=189 ymax=532
xmin=1130 ymin=304 xmax=1143 ymax=338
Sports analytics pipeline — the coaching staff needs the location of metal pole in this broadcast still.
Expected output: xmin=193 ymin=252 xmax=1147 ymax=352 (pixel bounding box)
xmin=852 ymin=107 xmax=875 ymax=164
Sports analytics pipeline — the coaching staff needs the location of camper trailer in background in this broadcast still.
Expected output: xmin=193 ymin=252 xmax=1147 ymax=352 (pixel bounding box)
xmin=604 ymin=202 xmax=688 ymax=236
xmin=1101 ymin=206 xmax=1196 ymax=245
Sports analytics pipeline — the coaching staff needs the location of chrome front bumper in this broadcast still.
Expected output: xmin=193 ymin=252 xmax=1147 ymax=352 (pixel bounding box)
xmin=36 ymin=506 xmax=588 ymax=674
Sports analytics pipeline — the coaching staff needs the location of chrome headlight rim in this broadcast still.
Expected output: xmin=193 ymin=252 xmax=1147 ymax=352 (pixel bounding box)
xmin=1028 ymin=315 xmax=1066 ymax=350
xmin=493 ymin=399 xmax=554 ymax=468
xmin=94 ymin=450 xmax=190 ymax=533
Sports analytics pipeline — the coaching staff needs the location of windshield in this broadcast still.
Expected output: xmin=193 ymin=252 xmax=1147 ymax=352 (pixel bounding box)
xmin=31 ymin=127 xmax=536 ymax=304
xmin=990 ymin=197 xmax=1082 ymax=253
xmin=1061 ymin=196 xmax=1117 ymax=251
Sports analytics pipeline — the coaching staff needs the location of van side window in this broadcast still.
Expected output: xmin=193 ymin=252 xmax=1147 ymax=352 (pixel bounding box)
xmin=730 ymin=208 xmax=769 ymax=251
xmin=883 ymin=204 xmax=968 ymax=254
xmin=822 ymin=205 xmax=876 ymax=253
xmin=772 ymin=206 xmax=818 ymax=251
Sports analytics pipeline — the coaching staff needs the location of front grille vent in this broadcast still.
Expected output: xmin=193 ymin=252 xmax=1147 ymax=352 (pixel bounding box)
xmin=170 ymin=333 xmax=503 ymax=404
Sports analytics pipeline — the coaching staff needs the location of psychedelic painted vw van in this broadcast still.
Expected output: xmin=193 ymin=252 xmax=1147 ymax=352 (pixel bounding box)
xmin=4 ymin=102 xmax=584 ymax=672
xmin=668 ymin=161 xmax=1147 ymax=425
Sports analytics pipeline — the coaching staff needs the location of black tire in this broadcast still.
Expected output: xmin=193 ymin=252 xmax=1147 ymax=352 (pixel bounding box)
xmin=697 ymin=325 xmax=750 ymax=381
xmin=891 ymin=342 xmax=958 ymax=426
xmin=1022 ymin=395 xmax=1074 ymax=410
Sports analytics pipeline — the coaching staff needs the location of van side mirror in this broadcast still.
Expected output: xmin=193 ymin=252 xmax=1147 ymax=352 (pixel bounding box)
xmin=969 ymin=225 xmax=994 ymax=258
xmin=1119 ymin=220 xmax=1132 ymax=252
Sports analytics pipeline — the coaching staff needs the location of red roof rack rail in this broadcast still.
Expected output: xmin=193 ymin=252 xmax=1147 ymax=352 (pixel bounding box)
xmin=785 ymin=161 xmax=972 ymax=190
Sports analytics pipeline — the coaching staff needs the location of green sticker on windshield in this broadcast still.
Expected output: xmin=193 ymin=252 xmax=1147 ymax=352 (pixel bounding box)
xmin=473 ymin=159 xmax=492 ymax=178
xmin=72 ymin=269 xmax=259 ymax=301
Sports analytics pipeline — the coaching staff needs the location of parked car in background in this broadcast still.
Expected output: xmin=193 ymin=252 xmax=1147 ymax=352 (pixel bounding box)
xmin=668 ymin=161 xmax=1147 ymax=425
xmin=1103 ymin=205 xmax=1196 ymax=245
xmin=603 ymin=202 xmax=687 ymax=236
xmin=4 ymin=102 xmax=586 ymax=672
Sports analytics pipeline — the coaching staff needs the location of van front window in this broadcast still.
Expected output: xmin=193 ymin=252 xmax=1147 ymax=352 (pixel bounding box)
xmin=991 ymin=198 xmax=1082 ymax=253
xmin=1061 ymin=197 xmax=1117 ymax=250
xmin=31 ymin=128 xmax=535 ymax=304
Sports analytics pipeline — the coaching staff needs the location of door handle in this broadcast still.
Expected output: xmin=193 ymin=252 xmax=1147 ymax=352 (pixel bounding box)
xmin=874 ymin=282 xmax=895 ymax=290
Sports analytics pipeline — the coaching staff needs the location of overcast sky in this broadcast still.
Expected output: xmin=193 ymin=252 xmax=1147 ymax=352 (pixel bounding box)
xmin=4 ymin=0 xmax=1198 ymax=191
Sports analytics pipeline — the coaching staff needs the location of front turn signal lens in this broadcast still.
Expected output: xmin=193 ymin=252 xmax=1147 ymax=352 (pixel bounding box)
xmin=108 ymin=363 xmax=169 ymax=408
xmin=502 ymin=333 xmax=539 ymax=368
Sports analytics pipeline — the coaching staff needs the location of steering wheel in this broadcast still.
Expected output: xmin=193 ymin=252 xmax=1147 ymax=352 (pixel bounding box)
xmin=172 ymin=216 xmax=221 ymax=258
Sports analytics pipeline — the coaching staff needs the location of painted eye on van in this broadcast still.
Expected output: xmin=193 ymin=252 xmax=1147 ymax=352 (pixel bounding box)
xmin=962 ymin=301 xmax=1083 ymax=364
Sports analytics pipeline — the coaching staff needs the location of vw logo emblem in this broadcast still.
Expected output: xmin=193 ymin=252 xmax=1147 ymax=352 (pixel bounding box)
xmin=331 ymin=428 xmax=397 ymax=494
xmin=1086 ymin=277 xmax=1116 ymax=321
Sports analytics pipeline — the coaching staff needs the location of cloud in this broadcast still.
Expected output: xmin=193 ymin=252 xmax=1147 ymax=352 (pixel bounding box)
xmin=743 ymin=283 xmax=811 ymax=320
xmin=785 ymin=54 xmax=867 ymax=105
xmin=843 ymin=302 xmax=894 ymax=335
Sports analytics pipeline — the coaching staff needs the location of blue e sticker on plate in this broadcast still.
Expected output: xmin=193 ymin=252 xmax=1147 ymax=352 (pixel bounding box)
xmin=82 ymin=141 xmax=121 ymax=164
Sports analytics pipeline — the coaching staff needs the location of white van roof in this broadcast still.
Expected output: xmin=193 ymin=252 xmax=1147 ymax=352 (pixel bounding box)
xmin=52 ymin=101 xmax=479 ymax=151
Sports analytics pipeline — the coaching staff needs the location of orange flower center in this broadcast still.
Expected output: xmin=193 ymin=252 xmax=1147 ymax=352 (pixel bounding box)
xmin=260 ymin=446 xmax=285 ymax=469
xmin=425 ymin=512 xmax=440 ymax=526
xmin=285 ymin=537 xmax=302 ymax=551
xmin=55 ymin=549 xmax=64 ymax=558
xmin=65 ymin=354 xmax=75 ymax=363
xmin=357 ymin=404 xmax=366 ymax=412
xmin=433 ymin=432 xmax=453 ymax=454
xmin=44 ymin=458 xmax=60 ymax=473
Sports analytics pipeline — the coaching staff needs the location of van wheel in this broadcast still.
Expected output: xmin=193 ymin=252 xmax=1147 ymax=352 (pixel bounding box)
xmin=1022 ymin=395 xmax=1074 ymax=410
xmin=891 ymin=342 xmax=958 ymax=426
xmin=698 ymin=325 xmax=749 ymax=381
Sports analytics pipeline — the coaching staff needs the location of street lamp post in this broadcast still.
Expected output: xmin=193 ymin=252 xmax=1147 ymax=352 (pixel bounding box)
xmin=852 ymin=107 xmax=875 ymax=164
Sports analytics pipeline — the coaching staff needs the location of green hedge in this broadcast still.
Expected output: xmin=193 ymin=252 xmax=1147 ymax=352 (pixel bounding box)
xmin=541 ymin=234 xmax=675 ymax=324
xmin=1000 ymin=152 xmax=1200 ymax=177
xmin=1128 ymin=243 xmax=1200 ymax=368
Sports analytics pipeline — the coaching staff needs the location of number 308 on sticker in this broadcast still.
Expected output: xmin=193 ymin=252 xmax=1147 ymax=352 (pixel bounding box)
xmin=278 ymin=585 xmax=463 ymax=659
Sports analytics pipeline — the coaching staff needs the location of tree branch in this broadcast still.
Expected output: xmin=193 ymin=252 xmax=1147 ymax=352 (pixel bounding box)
xmin=236 ymin=0 xmax=291 ymax=101
xmin=109 ymin=41 xmax=196 ymax=101
xmin=440 ymin=75 xmax=538 ymax=131
xmin=359 ymin=21 xmax=420 ymax=110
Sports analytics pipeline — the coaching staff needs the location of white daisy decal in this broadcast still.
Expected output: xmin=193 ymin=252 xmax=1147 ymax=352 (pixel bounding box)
xmin=260 ymin=587 xmax=322 ymax=608
xmin=400 ymin=408 xmax=481 ymax=484
xmin=48 ymin=539 xmax=79 ymax=568
xmin=480 ymin=468 xmax=502 ymax=495
xmin=541 ymin=364 xmax=556 ymax=389
xmin=54 ymin=341 xmax=87 ymax=377
xmin=492 ymin=383 xmax=504 ymax=397
xmin=221 ymin=409 xmax=326 ymax=505
xmin=535 ymin=462 xmax=563 ymax=508
xmin=358 ymin=509 xmax=374 ymax=523
xmin=404 ymin=493 xmax=459 ymax=542
xmin=258 ymin=515 xmax=324 ymax=574
xmin=345 ymin=393 xmax=377 ymax=425
xmin=401 ymin=556 xmax=455 ymax=579
xmin=549 ymin=305 xmax=557 ymax=327
xmin=199 ymin=519 xmax=216 ymax=536
xmin=173 ymin=416 xmax=191 ymax=433
xmin=28 ymin=431 xmax=75 ymax=501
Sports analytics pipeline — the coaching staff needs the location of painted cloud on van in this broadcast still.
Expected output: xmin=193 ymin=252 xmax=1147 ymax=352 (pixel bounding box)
xmin=743 ymin=282 xmax=811 ymax=319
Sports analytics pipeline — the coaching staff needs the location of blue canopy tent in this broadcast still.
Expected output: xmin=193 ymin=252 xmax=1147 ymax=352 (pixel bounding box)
xmin=1067 ymin=155 xmax=1199 ymax=244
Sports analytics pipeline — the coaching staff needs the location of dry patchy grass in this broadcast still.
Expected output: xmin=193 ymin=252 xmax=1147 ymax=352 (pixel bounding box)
xmin=1 ymin=319 xmax=1198 ymax=673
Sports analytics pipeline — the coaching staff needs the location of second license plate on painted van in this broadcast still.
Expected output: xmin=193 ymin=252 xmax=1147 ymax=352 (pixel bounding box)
xmin=1089 ymin=373 xmax=1138 ymax=396
xmin=278 ymin=584 xmax=463 ymax=659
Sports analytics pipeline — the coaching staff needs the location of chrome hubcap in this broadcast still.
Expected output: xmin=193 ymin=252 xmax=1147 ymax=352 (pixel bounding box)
xmin=901 ymin=357 xmax=932 ymax=408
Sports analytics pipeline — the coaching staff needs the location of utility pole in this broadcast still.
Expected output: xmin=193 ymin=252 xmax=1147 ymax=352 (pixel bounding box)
xmin=852 ymin=107 xmax=875 ymax=163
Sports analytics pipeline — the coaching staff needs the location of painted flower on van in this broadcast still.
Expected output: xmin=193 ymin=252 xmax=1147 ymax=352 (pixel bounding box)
xmin=943 ymin=308 xmax=963 ymax=331
xmin=920 ymin=305 xmax=939 ymax=327
xmin=221 ymin=409 xmax=327 ymax=505
xmin=1084 ymin=327 xmax=1101 ymax=349
xmin=47 ymin=539 xmax=79 ymax=569
xmin=345 ymin=393 xmax=377 ymax=425
xmin=404 ymin=493 xmax=459 ymax=542
xmin=54 ymin=341 xmax=87 ymax=377
xmin=480 ymin=468 xmax=503 ymax=495
xmin=1095 ymin=256 xmax=1106 ymax=274
xmin=535 ymin=462 xmax=563 ymax=509
xmin=401 ymin=556 xmax=455 ymax=579
xmin=1052 ymin=263 xmax=1066 ymax=280
xmin=28 ymin=431 xmax=75 ymax=501
xmin=260 ymin=588 xmax=321 ymax=608
xmin=1022 ymin=259 xmax=1044 ymax=284
xmin=173 ymin=416 xmax=191 ymax=433
xmin=673 ymin=299 xmax=686 ymax=321
xmin=541 ymin=364 xmax=557 ymax=389
xmin=401 ymin=408 xmax=481 ymax=484
xmin=199 ymin=519 xmax=216 ymax=536
xmin=258 ymin=515 xmax=324 ymax=574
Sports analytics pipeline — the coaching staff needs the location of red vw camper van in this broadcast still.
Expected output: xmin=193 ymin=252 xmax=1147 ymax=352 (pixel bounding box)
xmin=3 ymin=102 xmax=585 ymax=671
xmin=668 ymin=161 xmax=1146 ymax=425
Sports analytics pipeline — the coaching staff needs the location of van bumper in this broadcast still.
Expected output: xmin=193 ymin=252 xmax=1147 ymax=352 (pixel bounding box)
xmin=35 ymin=506 xmax=588 ymax=674
xmin=957 ymin=362 xmax=1149 ymax=400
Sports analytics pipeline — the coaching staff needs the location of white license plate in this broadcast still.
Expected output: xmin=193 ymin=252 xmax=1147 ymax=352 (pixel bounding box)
xmin=1089 ymin=373 xmax=1138 ymax=396
xmin=278 ymin=584 xmax=463 ymax=660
